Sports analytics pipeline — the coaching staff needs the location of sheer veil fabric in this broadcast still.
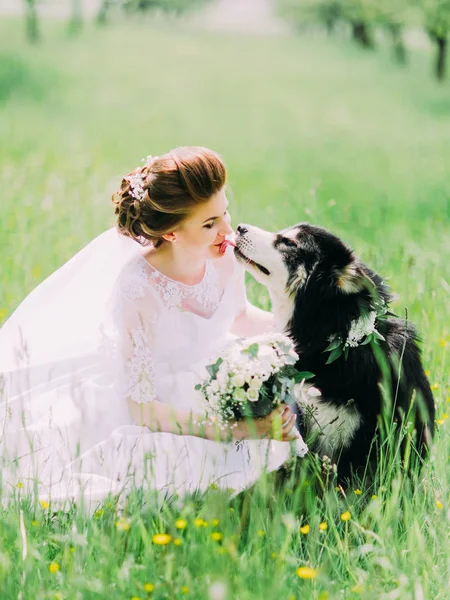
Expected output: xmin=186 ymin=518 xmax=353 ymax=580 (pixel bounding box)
xmin=0 ymin=228 xmax=295 ymax=510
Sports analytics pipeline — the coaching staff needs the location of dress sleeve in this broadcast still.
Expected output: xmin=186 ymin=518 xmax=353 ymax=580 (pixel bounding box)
xmin=110 ymin=260 xmax=158 ymax=404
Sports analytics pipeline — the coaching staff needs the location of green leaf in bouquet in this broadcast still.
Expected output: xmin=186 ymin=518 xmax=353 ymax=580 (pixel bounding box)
xmin=243 ymin=343 xmax=259 ymax=359
xmin=194 ymin=384 xmax=201 ymax=391
xmin=292 ymin=371 xmax=315 ymax=383
xmin=206 ymin=357 xmax=224 ymax=379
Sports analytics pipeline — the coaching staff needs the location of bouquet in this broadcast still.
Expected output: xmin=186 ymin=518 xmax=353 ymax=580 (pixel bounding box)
xmin=195 ymin=333 xmax=312 ymax=457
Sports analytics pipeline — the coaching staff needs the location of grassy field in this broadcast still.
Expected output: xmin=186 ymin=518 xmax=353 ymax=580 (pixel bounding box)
xmin=0 ymin=15 xmax=449 ymax=600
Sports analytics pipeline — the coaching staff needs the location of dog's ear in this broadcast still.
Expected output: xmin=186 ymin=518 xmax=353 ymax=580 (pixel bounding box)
xmin=336 ymin=261 xmax=376 ymax=294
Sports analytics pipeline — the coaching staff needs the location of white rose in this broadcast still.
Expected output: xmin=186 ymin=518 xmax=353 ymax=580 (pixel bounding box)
xmin=234 ymin=388 xmax=247 ymax=402
xmin=246 ymin=388 xmax=259 ymax=402
xmin=231 ymin=374 xmax=246 ymax=388
xmin=249 ymin=377 xmax=262 ymax=390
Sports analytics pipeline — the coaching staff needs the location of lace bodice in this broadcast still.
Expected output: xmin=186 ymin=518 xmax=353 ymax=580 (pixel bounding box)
xmin=109 ymin=249 xmax=247 ymax=407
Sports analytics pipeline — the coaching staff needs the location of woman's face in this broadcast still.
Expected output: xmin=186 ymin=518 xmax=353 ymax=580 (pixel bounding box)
xmin=171 ymin=188 xmax=233 ymax=259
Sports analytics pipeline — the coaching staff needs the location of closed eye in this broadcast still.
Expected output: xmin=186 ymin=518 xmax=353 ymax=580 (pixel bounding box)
xmin=203 ymin=208 xmax=229 ymax=229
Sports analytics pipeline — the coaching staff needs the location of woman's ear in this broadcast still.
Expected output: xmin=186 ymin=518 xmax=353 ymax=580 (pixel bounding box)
xmin=162 ymin=232 xmax=177 ymax=243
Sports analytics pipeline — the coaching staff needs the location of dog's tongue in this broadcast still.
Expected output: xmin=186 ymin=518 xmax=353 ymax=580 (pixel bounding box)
xmin=219 ymin=239 xmax=236 ymax=254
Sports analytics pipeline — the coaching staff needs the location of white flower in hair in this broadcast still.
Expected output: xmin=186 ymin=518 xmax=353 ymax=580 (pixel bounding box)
xmin=142 ymin=155 xmax=159 ymax=168
xmin=126 ymin=172 xmax=146 ymax=201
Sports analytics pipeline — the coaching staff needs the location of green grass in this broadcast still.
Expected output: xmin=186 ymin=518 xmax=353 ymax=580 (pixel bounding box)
xmin=0 ymin=15 xmax=449 ymax=600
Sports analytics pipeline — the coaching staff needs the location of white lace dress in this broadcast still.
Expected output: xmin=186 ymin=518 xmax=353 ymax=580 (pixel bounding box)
xmin=0 ymin=232 xmax=295 ymax=510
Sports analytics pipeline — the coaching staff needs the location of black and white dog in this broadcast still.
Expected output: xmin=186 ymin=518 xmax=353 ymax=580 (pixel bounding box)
xmin=234 ymin=223 xmax=435 ymax=481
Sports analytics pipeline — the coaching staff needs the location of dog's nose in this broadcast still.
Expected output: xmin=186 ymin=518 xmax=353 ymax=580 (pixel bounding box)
xmin=236 ymin=224 xmax=248 ymax=235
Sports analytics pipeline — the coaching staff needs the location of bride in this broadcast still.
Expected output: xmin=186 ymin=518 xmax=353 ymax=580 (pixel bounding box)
xmin=0 ymin=146 xmax=305 ymax=510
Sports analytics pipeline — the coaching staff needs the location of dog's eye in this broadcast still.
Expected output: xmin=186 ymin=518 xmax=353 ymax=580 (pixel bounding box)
xmin=280 ymin=237 xmax=297 ymax=248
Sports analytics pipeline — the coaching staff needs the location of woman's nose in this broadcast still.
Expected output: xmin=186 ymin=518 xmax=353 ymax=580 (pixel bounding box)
xmin=220 ymin=221 xmax=233 ymax=236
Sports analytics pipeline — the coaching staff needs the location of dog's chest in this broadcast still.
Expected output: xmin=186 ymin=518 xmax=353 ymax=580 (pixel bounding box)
xmin=297 ymin=387 xmax=362 ymax=461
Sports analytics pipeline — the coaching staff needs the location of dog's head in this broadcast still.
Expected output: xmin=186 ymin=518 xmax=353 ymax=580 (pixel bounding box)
xmin=234 ymin=223 xmax=390 ymax=345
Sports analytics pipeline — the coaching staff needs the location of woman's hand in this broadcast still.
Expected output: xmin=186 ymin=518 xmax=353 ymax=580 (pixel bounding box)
xmin=230 ymin=405 xmax=299 ymax=442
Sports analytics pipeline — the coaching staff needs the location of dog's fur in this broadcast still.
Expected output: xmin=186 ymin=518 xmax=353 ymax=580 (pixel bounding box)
xmin=234 ymin=223 xmax=435 ymax=481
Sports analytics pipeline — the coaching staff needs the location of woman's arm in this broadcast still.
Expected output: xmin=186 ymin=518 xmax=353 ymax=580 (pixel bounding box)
xmin=128 ymin=399 xmax=298 ymax=443
xmin=230 ymin=301 xmax=276 ymax=337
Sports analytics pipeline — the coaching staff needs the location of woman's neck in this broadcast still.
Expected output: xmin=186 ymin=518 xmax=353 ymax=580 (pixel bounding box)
xmin=142 ymin=243 xmax=207 ymax=286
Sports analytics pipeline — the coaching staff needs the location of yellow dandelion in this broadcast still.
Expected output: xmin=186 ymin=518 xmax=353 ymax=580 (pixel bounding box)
xmin=437 ymin=419 xmax=445 ymax=426
xmin=257 ymin=529 xmax=265 ymax=537
xmin=300 ymin=524 xmax=310 ymax=535
xmin=115 ymin=517 xmax=131 ymax=531
xmin=319 ymin=522 xmax=328 ymax=532
xmin=202 ymin=520 xmax=209 ymax=527
xmin=211 ymin=532 xmax=223 ymax=542
xmin=143 ymin=583 xmax=155 ymax=592
xmin=447 ymin=397 xmax=450 ymax=403
xmin=31 ymin=520 xmax=39 ymax=527
xmin=371 ymin=495 xmax=378 ymax=500
xmin=341 ymin=511 xmax=351 ymax=522
xmin=175 ymin=518 xmax=187 ymax=529
xmin=425 ymin=370 xmax=430 ymax=377
xmin=152 ymin=533 xmax=171 ymax=545
xmin=212 ymin=519 xmax=220 ymax=526
xmin=48 ymin=561 xmax=60 ymax=573
xmin=354 ymin=489 xmax=362 ymax=496
xmin=16 ymin=482 xmax=24 ymax=489
xmin=442 ymin=413 xmax=449 ymax=420
xmin=130 ymin=597 xmax=142 ymax=600
xmin=431 ymin=383 xmax=440 ymax=391
xmin=0 ymin=308 xmax=7 ymax=321
xmin=436 ymin=500 xmax=443 ymax=510
xmin=173 ymin=538 xmax=183 ymax=546
xmin=94 ymin=509 xmax=103 ymax=518
xmin=440 ymin=340 xmax=448 ymax=347
xmin=181 ymin=586 xmax=189 ymax=594
xmin=39 ymin=500 xmax=49 ymax=509
xmin=193 ymin=518 xmax=204 ymax=527
xmin=318 ymin=592 xmax=330 ymax=600
xmin=296 ymin=566 xmax=317 ymax=579
xmin=54 ymin=593 xmax=63 ymax=600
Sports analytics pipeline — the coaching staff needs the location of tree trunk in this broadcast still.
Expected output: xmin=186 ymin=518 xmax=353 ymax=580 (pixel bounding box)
xmin=436 ymin=36 xmax=447 ymax=81
xmin=325 ymin=18 xmax=335 ymax=36
xmin=351 ymin=21 xmax=374 ymax=49
xmin=68 ymin=0 xmax=83 ymax=35
xmin=388 ymin=22 xmax=407 ymax=65
xmin=24 ymin=0 xmax=39 ymax=44
xmin=96 ymin=0 xmax=110 ymax=25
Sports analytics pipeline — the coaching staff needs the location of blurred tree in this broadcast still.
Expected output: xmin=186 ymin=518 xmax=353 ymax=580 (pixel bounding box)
xmin=123 ymin=0 xmax=210 ymax=15
xmin=420 ymin=0 xmax=450 ymax=80
xmin=276 ymin=0 xmax=343 ymax=35
xmin=68 ymin=0 xmax=83 ymax=35
xmin=341 ymin=0 xmax=377 ymax=48
xmin=375 ymin=0 xmax=414 ymax=65
xmin=23 ymin=0 xmax=40 ymax=43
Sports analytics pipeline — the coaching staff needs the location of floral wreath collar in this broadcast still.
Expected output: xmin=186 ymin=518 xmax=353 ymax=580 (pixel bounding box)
xmin=324 ymin=304 xmax=389 ymax=364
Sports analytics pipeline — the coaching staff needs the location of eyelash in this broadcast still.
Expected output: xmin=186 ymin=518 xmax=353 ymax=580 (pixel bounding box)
xmin=204 ymin=210 xmax=229 ymax=229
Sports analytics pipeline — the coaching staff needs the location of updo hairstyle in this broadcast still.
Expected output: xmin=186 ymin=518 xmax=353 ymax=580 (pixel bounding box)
xmin=112 ymin=146 xmax=227 ymax=247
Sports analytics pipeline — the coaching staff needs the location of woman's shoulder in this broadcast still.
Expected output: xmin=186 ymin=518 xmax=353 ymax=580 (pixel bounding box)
xmin=114 ymin=254 xmax=155 ymax=302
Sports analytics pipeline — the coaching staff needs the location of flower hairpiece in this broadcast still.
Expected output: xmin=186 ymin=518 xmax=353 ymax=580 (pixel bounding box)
xmin=126 ymin=155 xmax=159 ymax=202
